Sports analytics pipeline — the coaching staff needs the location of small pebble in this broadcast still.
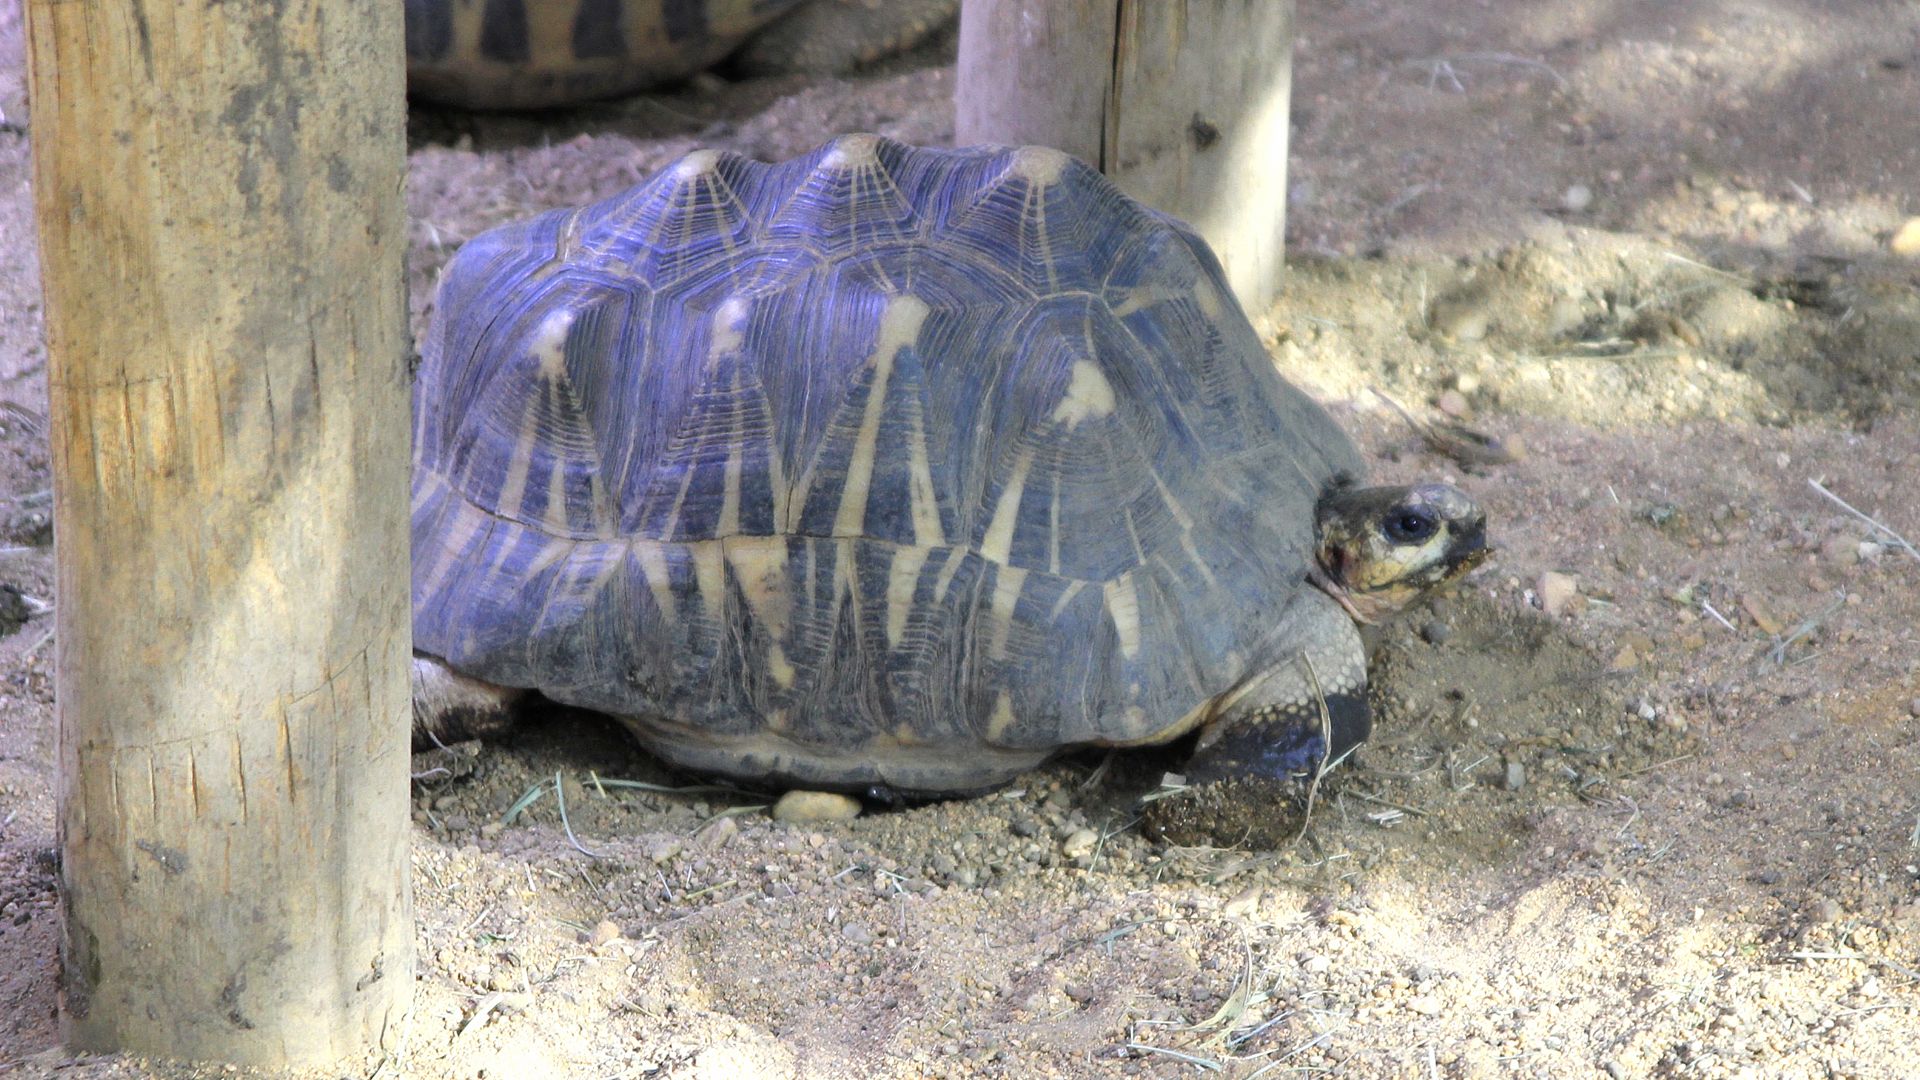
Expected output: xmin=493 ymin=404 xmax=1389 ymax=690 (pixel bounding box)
xmin=641 ymin=835 xmax=684 ymax=864
xmin=1408 ymin=994 xmax=1443 ymax=1016
xmin=1891 ymin=217 xmax=1920 ymax=258
xmin=1420 ymin=620 xmax=1453 ymax=645
xmin=1809 ymin=897 xmax=1844 ymax=923
xmin=1503 ymin=761 xmax=1526 ymax=792
xmin=589 ymin=919 xmax=621 ymax=947
xmin=1430 ymin=298 xmax=1490 ymax=342
xmin=771 ymin=790 xmax=862 ymax=823
xmin=1302 ymin=955 xmax=1332 ymax=974
xmin=1561 ymin=183 xmax=1594 ymax=212
xmin=695 ymin=815 xmax=740 ymax=849
xmin=1436 ymin=389 xmax=1472 ymax=418
xmin=1908 ymin=698 xmax=1920 ymax=719
xmin=1535 ymin=571 xmax=1579 ymax=617
xmin=1742 ymin=593 xmax=1785 ymax=634
xmin=1547 ymin=295 xmax=1586 ymax=337
xmin=1820 ymin=534 xmax=1859 ymax=566
xmin=1060 ymin=828 xmax=1098 ymax=860
xmin=841 ymin=922 xmax=874 ymax=945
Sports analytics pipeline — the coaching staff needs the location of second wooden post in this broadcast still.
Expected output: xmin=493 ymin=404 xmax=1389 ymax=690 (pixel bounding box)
xmin=956 ymin=0 xmax=1296 ymax=313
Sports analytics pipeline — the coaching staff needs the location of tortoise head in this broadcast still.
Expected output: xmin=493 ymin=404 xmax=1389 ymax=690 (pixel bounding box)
xmin=1310 ymin=479 xmax=1489 ymax=623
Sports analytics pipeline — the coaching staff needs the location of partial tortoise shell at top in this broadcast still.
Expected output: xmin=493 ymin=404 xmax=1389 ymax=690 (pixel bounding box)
xmin=402 ymin=0 xmax=959 ymax=110
xmin=410 ymin=135 xmax=1366 ymax=794
xmin=404 ymin=0 xmax=800 ymax=109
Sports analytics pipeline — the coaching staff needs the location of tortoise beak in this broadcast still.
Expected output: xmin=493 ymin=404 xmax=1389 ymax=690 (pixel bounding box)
xmin=1444 ymin=518 xmax=1493 ymax=580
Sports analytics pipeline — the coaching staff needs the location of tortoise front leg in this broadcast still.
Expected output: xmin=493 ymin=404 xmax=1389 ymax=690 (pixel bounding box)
xmin=1183 ymin=591 xmax=1370 ymax=786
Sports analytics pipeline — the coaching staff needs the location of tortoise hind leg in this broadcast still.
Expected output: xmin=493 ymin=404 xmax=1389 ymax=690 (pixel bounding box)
xmin=412 ymin=652 xmax=526 ymax=748
xmin=1183 ymin=591 xmax=1370 ymax=786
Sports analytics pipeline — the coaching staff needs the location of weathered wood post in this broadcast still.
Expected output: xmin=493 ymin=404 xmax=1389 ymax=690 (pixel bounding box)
xmin=27 ymin=0 xmax=414 ymax=1065
xmin=956 ymin=0 xmax=1296 ymax=312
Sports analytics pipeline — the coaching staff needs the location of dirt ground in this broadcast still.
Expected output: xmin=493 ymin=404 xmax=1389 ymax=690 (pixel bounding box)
xmin=2 ymin=1 xmax=1919 ymax=1077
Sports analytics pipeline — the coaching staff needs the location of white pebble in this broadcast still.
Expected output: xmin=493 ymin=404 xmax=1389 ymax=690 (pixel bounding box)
xmin=1892 ymin=217 xmax=1920 ymax=258
xmin=771 ymin=790 xmax=862 ymax=823
xmin=1060 ymin=828 xmax=1098 ymax=860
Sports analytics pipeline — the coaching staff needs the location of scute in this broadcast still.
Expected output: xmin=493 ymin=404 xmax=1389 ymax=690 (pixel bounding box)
xmin=414 ymin=137 xmax=1365 ymax=790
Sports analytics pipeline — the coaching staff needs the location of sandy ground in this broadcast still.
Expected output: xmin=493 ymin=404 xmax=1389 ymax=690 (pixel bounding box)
xmin=2 ymin=1 xmax=1919 ymax=1077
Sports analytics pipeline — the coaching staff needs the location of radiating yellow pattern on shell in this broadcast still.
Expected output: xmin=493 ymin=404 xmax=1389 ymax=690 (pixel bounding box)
xmin=710 ymin=298 xmax=751 ymax=537
xmin=494 ymin=309 xmax=576 ymax=536
xmin=979 ymin=448 xmax=1032 ymax=565
xmin=631 ymin=539 xmax=678 ymax=623
xmin=1051 ymin=359 xmax=1117 ymax=428
xmin=833 ymin=294 xmax=930 ymax=538
xmin=905 ymin=404 xmax=943 ymax=547
xmin=726 ymin=536 xmax=796 ymax=687
xmin=1103 ymin=573 xmax=1143 ymax=660
xmin=884 ymin=545 xmax=932 ymax=648
xmin=987 ymin=690 xmax=1018 ymax=742
xmin=988 ymin=565 xmax=1027 ymax=661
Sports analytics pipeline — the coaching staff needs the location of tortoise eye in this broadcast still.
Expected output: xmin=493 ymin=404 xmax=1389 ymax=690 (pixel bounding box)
xmin=1384 ymin=510 xmax=1438 ymax=544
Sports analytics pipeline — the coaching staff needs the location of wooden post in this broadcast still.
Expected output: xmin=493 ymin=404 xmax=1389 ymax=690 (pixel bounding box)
xmin=956 ymin=0 xmax=1295 ymax=312
xmin=27 ymin=0 xmax=413 ymax=1066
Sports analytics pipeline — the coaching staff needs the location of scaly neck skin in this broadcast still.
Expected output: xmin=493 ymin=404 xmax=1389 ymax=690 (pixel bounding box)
xmin=1307 ymin=557 xmax=1414 ymax=625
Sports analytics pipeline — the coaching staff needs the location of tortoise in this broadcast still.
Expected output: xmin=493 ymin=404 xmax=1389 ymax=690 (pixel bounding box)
xmin=406 ymin=0 xmax=958 ymax=110
xmin=410 ymin=135 xmax=1490 ymax=800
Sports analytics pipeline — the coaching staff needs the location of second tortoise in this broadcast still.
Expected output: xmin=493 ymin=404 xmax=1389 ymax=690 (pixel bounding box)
xmin=405 ymin=0 xmax=958 ymax=109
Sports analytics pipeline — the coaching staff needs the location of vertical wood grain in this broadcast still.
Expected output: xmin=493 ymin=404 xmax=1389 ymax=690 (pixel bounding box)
xmin=957 ymin=0 xmax=1295 ymax=312
xmin=27 ymin=0 xmax=414 ymax=1064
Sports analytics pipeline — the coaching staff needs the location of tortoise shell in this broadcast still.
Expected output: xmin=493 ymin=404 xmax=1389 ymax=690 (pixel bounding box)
xmin=411 ymin=135 xmax=1365 ymax=792
xmin=403 ymin=0 xmax=958 ymax=110
xmin=403 ymin=0 xmax=803 ymax=109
